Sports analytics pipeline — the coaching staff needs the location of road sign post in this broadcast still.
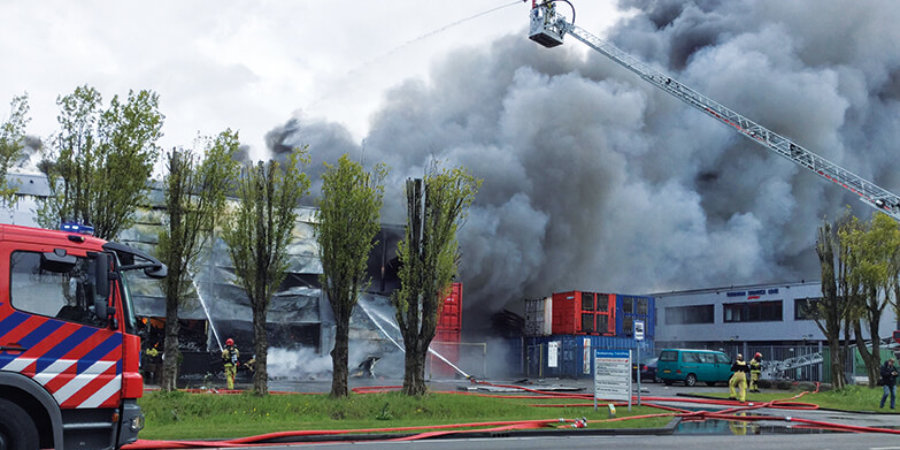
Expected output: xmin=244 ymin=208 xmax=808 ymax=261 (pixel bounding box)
xmin=634 ymin=320 xmax=645 ymax=406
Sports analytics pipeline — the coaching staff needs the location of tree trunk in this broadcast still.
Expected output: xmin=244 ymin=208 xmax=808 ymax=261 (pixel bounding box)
xmin=330 ymin=318 xmax=350 ymax=397
xmin=252 ymin=299 xmax=268 ymax=396
xmin=828 ymin=334 xmax=844 ymax=389
xmin=402 ymin=340 xmax=428 ymax=396
xmin=865 ymin=308 xmax=883 ymax=387
xmin=853 ymin=321 xmax=879 ymax=388
xmin=161 ymin=295 xmax=180 ymax=392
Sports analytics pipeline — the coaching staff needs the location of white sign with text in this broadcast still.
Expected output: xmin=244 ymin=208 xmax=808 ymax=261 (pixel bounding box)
xmin=593 ymin=349 xmax=631 ymax=403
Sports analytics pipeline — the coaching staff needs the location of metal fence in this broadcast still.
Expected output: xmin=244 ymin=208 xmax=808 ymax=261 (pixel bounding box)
xmin=655 ymin=342 xmax=827 ymax=382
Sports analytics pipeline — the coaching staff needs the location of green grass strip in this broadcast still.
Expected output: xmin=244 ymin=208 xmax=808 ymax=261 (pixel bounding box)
xmin=138 ymin=390 xmax=671 ymax=440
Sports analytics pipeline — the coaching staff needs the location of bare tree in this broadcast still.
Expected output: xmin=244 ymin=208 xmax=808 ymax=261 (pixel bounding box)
xmin=221 ymin=150 xmax=310 ymax=395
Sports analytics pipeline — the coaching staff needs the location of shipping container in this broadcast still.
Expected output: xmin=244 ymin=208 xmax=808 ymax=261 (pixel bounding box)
xmin=429 ymin=328 xmax=461 ymax=378
xmin=614 ymin=294 xmax=655 ymax=340
xmin=550 ymin=291 xmax=616 ymax=335
xmin=524 ymin=297 xmax=553 ymax=336
xmin=524 ymin=334 xmax=654 ymax=379
xmin=437 ymin=282 xmax=462 ymax=331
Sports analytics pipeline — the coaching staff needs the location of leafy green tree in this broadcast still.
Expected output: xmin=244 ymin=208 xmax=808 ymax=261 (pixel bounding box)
xmin=315 ymin=155 xmax=386 ymax=397
xmin=221 ymin=150 xmax=310 ymax=395
xmin=37 ymin=85 xmax=163 ymax=240
xmin=392 ymin=166 xmax=480 ymax=395
xmin=843 ymin=213 xmax=900 ymax=387
xmin=0 ymin=94 xmax=30 ymax=205
xmin=157 ymin=130 xmax=241 ymax=392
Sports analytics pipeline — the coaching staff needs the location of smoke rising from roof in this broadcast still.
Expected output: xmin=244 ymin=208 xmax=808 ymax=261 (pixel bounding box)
xmin=267 ymin=0 xmax=900 ymax=330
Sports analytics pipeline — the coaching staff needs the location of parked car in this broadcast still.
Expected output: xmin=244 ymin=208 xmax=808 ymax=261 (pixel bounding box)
xmin=657 ymin=348 xmax=733 ymax=387
xmin=633 ymin=357 xmax=659 ymax=383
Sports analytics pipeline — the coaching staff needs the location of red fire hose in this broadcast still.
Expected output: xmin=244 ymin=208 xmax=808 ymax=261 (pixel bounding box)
xmin=124 ymin=381 xmax=897 ymax=449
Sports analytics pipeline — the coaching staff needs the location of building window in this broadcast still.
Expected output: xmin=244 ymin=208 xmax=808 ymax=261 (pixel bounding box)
xmin=723 ymin=301 xmax=783 ymax=323
xmin=596 ymin=314 xmax=609 ymax=333
xmin=581 ymin=292 xmax=594 ymax=311
xmin=623 ymin=316 xmax=633 ymax=336
xmin=596 ymin=295 xmax=609 ymax=312
xmin=795 ymin=297 xmax=821 ymax=320
xmin=581 ymin=313 xmax=594 ymax=332
xmin=665 ymin=305 xmax=714 ymax=324
xmin=622 ymin=297 xmax=634 ymax=314
xmin=636 ymin=297 xmax=648 ymax=315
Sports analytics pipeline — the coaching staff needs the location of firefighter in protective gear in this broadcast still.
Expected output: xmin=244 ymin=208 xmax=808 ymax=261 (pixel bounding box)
xmin=728 ymin=353 xmax=750 ymax=402
xmin=222 ymin=338 xmax=239 ymax=390
xmin=749 ymin=352 xmax=763 ymax=393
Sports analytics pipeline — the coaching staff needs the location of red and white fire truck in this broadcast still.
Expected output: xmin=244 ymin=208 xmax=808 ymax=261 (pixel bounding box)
xmin=0 ymin=223 xmax=166 ymax=450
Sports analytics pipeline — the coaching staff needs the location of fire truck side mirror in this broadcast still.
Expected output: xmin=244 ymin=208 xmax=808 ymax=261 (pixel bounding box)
xmin=92 ymin=252 xmax=111 ymax=323
xmin=94 ymin=252 xmax=110 ymax=299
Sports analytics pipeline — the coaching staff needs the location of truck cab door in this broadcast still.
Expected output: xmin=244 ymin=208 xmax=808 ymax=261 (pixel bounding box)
xmin=2 ymin=249 xmax=125 ymax=410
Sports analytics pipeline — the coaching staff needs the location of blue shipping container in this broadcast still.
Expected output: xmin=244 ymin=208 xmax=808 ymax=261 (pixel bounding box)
xmin=615 ymin=294 xmax=655 ymax=340
xmin=524 ymin=335 xmax=654 ymax=379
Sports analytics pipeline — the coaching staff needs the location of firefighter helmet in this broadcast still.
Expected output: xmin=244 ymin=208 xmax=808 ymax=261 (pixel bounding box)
xmin=226 ymin=338 xmax=234 ymax=346
xmin=755 ymin=352 xmax=762 ymax=359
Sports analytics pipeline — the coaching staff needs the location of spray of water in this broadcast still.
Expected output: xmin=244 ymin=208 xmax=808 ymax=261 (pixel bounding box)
xmin=306 ymin=1 xmax=523 ymax=111
xmin=190 ymin=272 xmax=223 ymax=352
xmin=357 ymin=296 xmax=471 ymax=379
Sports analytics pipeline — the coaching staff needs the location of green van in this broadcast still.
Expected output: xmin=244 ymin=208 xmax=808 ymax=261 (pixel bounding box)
xmin=657 ymin=348 xmax=733 ymax=387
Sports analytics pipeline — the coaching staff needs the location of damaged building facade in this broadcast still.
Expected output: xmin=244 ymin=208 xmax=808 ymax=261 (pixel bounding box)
xmin=2 ymin=173 xmax=408 ymax=379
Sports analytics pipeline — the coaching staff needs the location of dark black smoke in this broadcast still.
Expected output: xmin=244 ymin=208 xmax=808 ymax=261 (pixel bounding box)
xmin=267 ymin=0 xmax=900 ymax=331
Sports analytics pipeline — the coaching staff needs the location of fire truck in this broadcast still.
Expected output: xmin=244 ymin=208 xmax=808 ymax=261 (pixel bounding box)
xmin=0 ymin=223 xmax=166 ymax=450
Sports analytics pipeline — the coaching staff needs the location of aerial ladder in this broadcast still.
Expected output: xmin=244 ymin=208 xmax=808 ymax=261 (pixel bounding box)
xmin=528 ymin=1 xmax=900 ymax=222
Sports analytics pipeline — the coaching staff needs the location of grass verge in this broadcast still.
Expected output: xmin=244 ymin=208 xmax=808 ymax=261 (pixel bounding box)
xmin=138 ymin=390 xmax=672 ymax=440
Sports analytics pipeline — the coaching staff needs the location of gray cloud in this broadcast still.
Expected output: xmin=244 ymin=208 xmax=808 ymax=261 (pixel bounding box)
xmin=267 ymin=0 xmax=900 ymax=330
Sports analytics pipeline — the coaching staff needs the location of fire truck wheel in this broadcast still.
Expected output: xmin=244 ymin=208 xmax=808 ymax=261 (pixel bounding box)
xmin=0 ymin=398 xmax=40 ymax=450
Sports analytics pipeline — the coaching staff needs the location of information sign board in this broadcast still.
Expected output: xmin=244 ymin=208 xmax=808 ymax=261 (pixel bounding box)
xmin=593 ymin=349 xmax=631 ymax=404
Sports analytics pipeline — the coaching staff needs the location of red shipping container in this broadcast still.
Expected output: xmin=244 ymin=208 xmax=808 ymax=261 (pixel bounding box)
xmin=429 ymin=328 xmax=461 ymax=378
xmin=437 ymin=282 xmax=462 ymax=331
xmin=551 ymin=291 xmax=615 ymax=335
xmin=551 ymin=291 xmax=579 ymax=335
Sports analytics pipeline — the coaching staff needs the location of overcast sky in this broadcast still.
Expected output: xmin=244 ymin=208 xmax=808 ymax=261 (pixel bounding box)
xmin=0 ymin=0 xmax=621 ymax=157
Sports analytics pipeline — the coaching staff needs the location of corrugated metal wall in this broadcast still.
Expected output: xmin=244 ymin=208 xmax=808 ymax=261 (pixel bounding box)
xmin=524 ymin=335 xmax=653 ymax=379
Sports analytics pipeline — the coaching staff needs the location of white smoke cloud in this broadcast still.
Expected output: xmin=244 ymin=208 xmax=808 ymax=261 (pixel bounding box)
xmin=267 ymin=341 xmax=405 ymax=380
xmin=268 ymin=0 xmax=900 ymax=330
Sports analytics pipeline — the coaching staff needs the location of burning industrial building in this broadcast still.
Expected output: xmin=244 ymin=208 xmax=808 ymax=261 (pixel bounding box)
xmin=4 ymin=0 xmax=899 ymax=383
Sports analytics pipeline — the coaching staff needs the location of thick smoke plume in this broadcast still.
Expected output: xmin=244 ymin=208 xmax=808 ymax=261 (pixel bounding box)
xmin=268 ymin=0 xmax=900 ymax=330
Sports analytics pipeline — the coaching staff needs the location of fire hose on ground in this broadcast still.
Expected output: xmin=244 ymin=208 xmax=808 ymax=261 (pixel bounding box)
xmin=124 ymin=380 xmax=900 ymax=449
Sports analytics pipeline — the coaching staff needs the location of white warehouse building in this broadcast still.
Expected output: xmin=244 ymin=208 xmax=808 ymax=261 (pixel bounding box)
xmin=651 ymin=280 xmax=899 ymax=382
